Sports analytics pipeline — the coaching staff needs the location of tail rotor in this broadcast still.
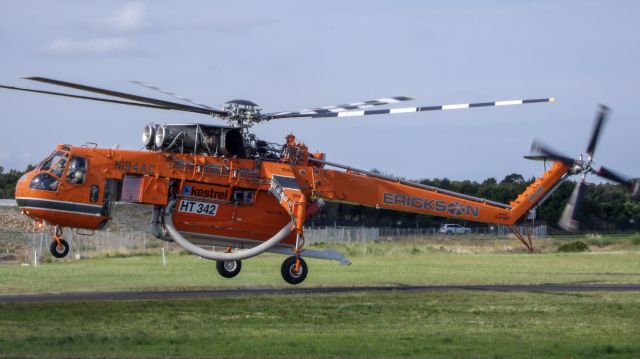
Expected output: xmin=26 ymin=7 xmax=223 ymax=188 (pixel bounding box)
xmin=526 ymin=105 xmax=638 ymax=232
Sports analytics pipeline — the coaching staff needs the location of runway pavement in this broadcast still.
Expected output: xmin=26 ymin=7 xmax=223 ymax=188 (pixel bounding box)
xmin=1 ymin=283 xmax=639 ymax=303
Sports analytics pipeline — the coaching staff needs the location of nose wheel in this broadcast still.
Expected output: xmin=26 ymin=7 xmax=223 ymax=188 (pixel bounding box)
xmin=281 ymin=256 xmax=308 ymax=285
xmin=216 ymin=260 xmax=242 ymax=278
xmin=49 ymin=226 xmax=70 ymax=258
xmin=50 ymin=239 xmax=69 ymax=258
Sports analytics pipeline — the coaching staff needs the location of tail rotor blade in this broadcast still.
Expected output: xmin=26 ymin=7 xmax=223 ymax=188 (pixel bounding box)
xmin=558 ymin=180 xmax=586 ymax=233
xmin=586 ymin=104 xmax=609 ymax=157
xmin=596 ymin=166 xmax=640 ymax=199
xmin=595 ymin=166 xmax=629 ymax=184
xmin=630 ymin=179 xmax=640 ymax=200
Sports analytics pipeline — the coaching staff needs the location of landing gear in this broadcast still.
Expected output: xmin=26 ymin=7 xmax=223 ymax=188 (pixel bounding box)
xmin=281 ymin=256 xmax=308 ymax=285
xmin=50 ymin=239 xmax=69 ymax=258
xmin=216 ymin=260 xmax=242 ymax=278
xmin=50 ymin=226 xmax=69 ymax=258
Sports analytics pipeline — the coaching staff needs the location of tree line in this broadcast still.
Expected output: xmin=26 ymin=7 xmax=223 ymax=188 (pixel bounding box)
xmin=0 ymin=165 xmax=34 ymax=199
xmin=1 ymin=166 xmax=638 ymax=232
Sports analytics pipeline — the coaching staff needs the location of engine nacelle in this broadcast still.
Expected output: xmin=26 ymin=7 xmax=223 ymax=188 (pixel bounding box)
xmin=142 ymin=123 xmax=248 ymax=157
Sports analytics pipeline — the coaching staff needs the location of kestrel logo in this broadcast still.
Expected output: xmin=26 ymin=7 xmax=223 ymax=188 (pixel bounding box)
xmin=182 ymin=185 xmax=227 ymax=200
xmin=383 ymin=193 xmax=479 ymax=217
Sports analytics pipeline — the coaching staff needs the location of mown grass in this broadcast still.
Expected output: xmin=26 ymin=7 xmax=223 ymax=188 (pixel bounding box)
xmin=1 ymin=239 xmax=640 ymax=294
xmin=1 ymin=291 xmax=639 ymax=358
xmin=1 ymin=238 xmax=640 ymax=358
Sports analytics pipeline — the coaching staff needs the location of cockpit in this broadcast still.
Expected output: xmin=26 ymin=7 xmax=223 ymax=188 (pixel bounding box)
xmin=29 ymin=147 xmax=86 ymax=192
xmin=16 ymin=145 xmax=115 ymax=232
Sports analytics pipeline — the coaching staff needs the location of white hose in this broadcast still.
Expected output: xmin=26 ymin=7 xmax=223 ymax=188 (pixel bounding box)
xmin=164 ymin=199 xmax=294 ymax=261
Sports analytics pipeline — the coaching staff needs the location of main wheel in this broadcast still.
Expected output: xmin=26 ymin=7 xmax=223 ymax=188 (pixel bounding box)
xmin=280 ymin=256 xmax=308 ymax=285
xmin=50 ymin=239 xmax=69 ymax=258
xmin=216 ymin=260 xmax=242 ymax=278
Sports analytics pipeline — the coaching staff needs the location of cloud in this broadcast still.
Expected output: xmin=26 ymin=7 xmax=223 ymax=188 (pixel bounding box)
xmin=195 ymin=14 xmax=275 ymax=34
xmin=41 ymin=2 xmax=147 ymax=56
xmin=45 ymin=37 xmax=132 ymax=55
xmin=101 ymin=2 xmax=148 ymax=34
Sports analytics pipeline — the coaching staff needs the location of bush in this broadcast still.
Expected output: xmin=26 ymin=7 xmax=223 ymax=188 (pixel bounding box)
xmin=557 ymin=241 xmax=590 ymax=253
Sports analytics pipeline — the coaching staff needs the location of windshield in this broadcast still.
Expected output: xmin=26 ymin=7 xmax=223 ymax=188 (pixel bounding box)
xmin=30 ymin=150 xmax=70 ymax=192
xmin=40 ymin=151 xmax=65 ymax=171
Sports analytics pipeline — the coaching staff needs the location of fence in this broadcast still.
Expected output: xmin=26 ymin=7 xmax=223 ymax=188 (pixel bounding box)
xmin=304 ymin=227 xmax=380 ymax=244
xmin=305 ymin=224 xmax=548 ymax=243
xmin=0 ymin=224 xmax=548 ymax=263
xmin=0 ymin=229 xmax=162 ymax=264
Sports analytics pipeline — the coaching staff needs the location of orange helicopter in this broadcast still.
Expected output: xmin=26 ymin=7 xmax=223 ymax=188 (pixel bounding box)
xmin=2 ymin=77 xmax=638 ymax=284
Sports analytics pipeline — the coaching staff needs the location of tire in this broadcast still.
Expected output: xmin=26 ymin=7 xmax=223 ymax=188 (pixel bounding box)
xmin=50 ymin=239 xmax=69 ymax=258
xmin=216 ymin=260 xmax=242 ymax=278
xmin=281 ymin=256 xmax=308 ymax=285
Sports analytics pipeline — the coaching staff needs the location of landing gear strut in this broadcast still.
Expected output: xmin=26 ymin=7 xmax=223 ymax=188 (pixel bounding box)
xmin=50 ymin=226 xmax=69 ymax=258
xmin=216 ymin=260 xmax=242 ymax=278
xmin=281 ymin=256 xmax=308 ymax=285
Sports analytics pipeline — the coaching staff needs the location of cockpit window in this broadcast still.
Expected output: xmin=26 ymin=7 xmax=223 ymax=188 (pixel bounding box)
xmin=51 ymin=156 xmax=68 ymax=177
xmin=29 ymin=173 xmax=60 ymax=191
xmin=66 ymin=156 xmax=87 ymax=184
xmin=40 ymin=151 xmax=65 ymax=171
xmin=30 ymin=151 xmax=70 ymax=192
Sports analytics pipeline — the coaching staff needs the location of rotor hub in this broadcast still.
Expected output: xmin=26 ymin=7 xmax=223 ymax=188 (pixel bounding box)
xmin=223 ymin=99 xmax=261 ymax=127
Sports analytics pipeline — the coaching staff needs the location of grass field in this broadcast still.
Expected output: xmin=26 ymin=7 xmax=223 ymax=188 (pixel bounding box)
xmin=1 ymin=291 xmax=640 ymax=358
xmin=1 ymin=238 xmax=640 ymax=358
xmin=2 ymin=238 xmax=640 ymax=294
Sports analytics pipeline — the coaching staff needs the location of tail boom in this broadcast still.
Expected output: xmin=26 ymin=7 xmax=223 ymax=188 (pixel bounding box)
xmin=313 ymin=161 xmax=571 ymax=226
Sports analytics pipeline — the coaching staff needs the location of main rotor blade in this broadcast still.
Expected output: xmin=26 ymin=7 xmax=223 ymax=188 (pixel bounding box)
xmin=0 ymin=85 xmax=171 ymax=110
xmin=528 ymin=140 xmax=576 ymax=166
xmin=268 ymin=97 xmax=554 ymax=120
xmin=24 ymin=76 xmax=228 ymax=117
xmin=262 ymin=96 xmax=415 ymax=120
xmin=586 ymin=104 xmax=609 ymax=157
xmin=558 ymin=180 xmax=586 ymax=233
xmin=130 ymin=80 xmax=215 ymax=110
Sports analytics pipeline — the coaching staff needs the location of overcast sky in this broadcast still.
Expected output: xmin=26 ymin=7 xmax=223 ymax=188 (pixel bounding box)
xmin=1 ymin=1 xmax=638 ymax=182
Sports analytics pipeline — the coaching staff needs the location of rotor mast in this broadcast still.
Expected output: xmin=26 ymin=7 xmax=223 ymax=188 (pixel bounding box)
xmin=222 ymin=99 xmax=262 ymax=128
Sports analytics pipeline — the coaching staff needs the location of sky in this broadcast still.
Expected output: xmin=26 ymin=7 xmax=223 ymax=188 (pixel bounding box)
xmin=1 ymin=0 xmax=639 ymax=182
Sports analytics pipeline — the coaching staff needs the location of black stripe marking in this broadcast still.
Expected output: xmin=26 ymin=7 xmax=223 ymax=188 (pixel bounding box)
xmin=16 ymin=198 xmax=103 ymax=215
xmin=418 ymin=106 xmax=443 ymax=111
xmin=523 ymin=98 xmax=548 ymax=104
xmin=316 ymin=113 xmax=339 ymax=118
xmin=469 ymin=102 xmax=495 ymax=108
xmin=363 ymin=109 xmax=390 ymax=115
